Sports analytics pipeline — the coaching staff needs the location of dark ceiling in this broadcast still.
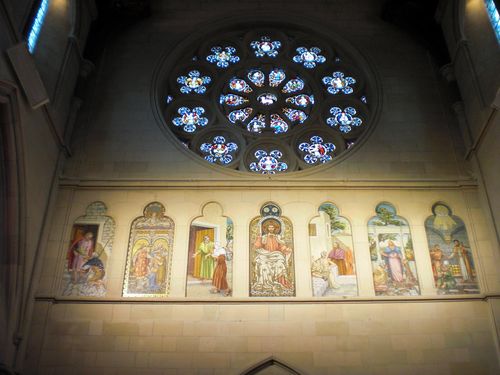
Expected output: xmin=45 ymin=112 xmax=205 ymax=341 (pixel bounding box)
xmin=83 ymin=0 xmax=450 ymax=66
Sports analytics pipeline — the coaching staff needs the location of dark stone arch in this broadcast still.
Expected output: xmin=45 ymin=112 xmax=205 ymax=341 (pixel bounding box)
xmin=0 ymin=81 xmax=27 ymax=371
xmin=241 ymin=356 xmax=303 ymax=375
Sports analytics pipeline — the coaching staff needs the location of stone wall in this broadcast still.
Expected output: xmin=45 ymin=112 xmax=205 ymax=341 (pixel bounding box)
xmin=20 ymin=0 xmax=500 ymax=374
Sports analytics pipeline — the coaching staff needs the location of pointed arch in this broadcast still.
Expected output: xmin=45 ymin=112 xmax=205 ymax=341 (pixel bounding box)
xmin=122 ymin=202 xmax=174 ymax=297
xmin=241 ymin=356 xmax=303 ymax=375
xmin=60 ymin=201 xmax=115 ymax=297
xmin=186 ymin=201 xmax=233 ymax=297
xmin=368 ymin=202 xmax=420 ymax=296
xmin=309 ymin=202 xmax=358 ymax=297
xmin=249 ymin=202 xmax=295 ymax=297
xmin=0 ymin=81 xmax=26 ymax=368
xmin=425 ymin=202 xmax=479 ymax=294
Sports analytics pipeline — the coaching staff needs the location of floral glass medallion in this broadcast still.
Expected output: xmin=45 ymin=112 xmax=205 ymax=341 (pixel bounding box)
xmin=322 ymin=72 xmax=356 ymax=95
xmin=200 ymin=136 xmax=238 ymax=164
xmin=293 ymin=47 xmax=326 ymax=68
xmin=177 ymin=70 xmax=211 ymax=94
xmin=298 ymin=136 xmax=336 ymax=164
xmin=326 ymin=107 xmax=362 ymax=133
xmin=206 ymin=46 xmax=240 ymax=68
xmin=172 ymin=107 xmax=208 ymax=133
xmin=249 ymin=150 xmax=288 ymax=174
xmin=250 ymin=36 xmax=281 ymax=57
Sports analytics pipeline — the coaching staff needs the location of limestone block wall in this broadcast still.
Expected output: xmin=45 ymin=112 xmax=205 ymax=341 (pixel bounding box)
xmin=25 ymin=300 xmax=500 ymax=374
xmin=24 ymin=187 xmax=500 ymax=373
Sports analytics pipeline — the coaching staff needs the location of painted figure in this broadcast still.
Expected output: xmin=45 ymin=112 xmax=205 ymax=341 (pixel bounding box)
xmin=380 ymin=240 xmax=404 ymax=283
xmin=437 ymin=261 xmax=457 ymax=289
xmin=211 ymin=243 xmax=230 ymax=295
xmin=132 ymin=245 xmax=150 ymax=278
xmin=425 ymin=203 xmax=479 ymax=294
xmin=82 ymin=254 xmax=105 ymax=286
xmin=68 ymin=232 xmax=95 ymax=283
xmin=123 ymin=202 xmax=174 ymax=297
xmin=253 ymin=220 xmax=293 ymax=291
xmin=449 ymin=239 xmax=474 ymax=280
xmin=429 ymin=244 xmax=444 ymax=279
xmin=327 ymin=242 xmax=354 ymax=275
xmin=195 ymin=235 xmax=215 ymax=280
xmin=311 ymin=251 xmax=340 ymax=289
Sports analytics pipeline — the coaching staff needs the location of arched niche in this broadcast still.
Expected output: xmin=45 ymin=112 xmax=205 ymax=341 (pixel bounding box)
xmin=241 ymin=357 xmax=302 ymax=375
xmin=367 ymin=202 xmax=420 ymax=296
xmin=122 ymin=202 xmax=174 ymax=297
xmin=309 ymin=202 xmax=358 ymax=297
xmin=425 ymin=202 xmax=479 ymax=294
xmin=186 ymin=202 xmax=233 ymax=297
xmin=61 ymin=201 xmax=115 ymax=297
xmin=249 ymin=202 xmax=295 ymax=297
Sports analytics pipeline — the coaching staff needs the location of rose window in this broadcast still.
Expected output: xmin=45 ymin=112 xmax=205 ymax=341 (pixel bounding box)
xmin=219 ymin=67 xmax=313 ymax=135
xmin=157 ymin=24 xmax=376 ymax=174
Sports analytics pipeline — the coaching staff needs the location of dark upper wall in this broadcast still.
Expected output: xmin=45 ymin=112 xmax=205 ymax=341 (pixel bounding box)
xmin=62 ymin=0 xmax=471 ymax=183
xmin=438 ymin=0 xmax=500 ymax=245
xmin=0 ymin=0 xmax=95 ymax=371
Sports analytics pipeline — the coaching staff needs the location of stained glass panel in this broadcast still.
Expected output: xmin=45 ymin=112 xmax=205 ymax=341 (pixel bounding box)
xmin=282 ymin=78 xmax=305 ymax=93
xmin=228 ymin=108 xmax=253 ymax=123
xmin=250 ymin=36 xmax=281 ymax=57
xmin=326 ymin=107 xmax=362 ymax=133
xmin=249 ymin=150 xmax=288 ymax=174
xmin=200 ymin=136 xmax=238 ymax=164
xmin=206 ymin=46 xmax=240 ymax=68
xmin=282 ymin=107 xmax=307 ymax=123
xmin=292 ymin=47 xmax=326 ymax=68
xmin=172 ymin=107 xmax=208 ymax=133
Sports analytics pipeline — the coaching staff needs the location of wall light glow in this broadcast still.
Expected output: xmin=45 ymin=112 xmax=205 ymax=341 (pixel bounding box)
xmin=27 ymin=0 xmax=50 ymax=53
xmin=484 ymin=0 xmax=500 ymax=42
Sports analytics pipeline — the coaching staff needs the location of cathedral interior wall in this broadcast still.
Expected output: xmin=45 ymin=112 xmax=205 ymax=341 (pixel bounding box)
xmin=0 ymin=0 xmax=498 ymax=374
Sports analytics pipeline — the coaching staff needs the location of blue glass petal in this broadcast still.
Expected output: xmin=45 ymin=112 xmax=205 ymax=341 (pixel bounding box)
xmin=270 ymin=150 xmax=282 ymax=158
xmin=255 ymin=150 xmax=267 ymax=158
xmin=227 ymin=143 xmax=238 ymax=152
xmin=249 ymin=162 xmax=258 ymax=171
xmin=304 ymin=154 xmax=316 ymax=164
xmin=299 ymin=142 xmax=310 ymax=152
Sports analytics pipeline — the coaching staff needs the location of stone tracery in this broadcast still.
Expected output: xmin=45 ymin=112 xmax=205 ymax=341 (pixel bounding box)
xmin=159 ymin=25 xmax=374 ymax=173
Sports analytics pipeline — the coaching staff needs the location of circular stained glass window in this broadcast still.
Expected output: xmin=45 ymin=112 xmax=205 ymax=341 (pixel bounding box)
xmin=156 ymin=23 xmax=377 ymax=174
